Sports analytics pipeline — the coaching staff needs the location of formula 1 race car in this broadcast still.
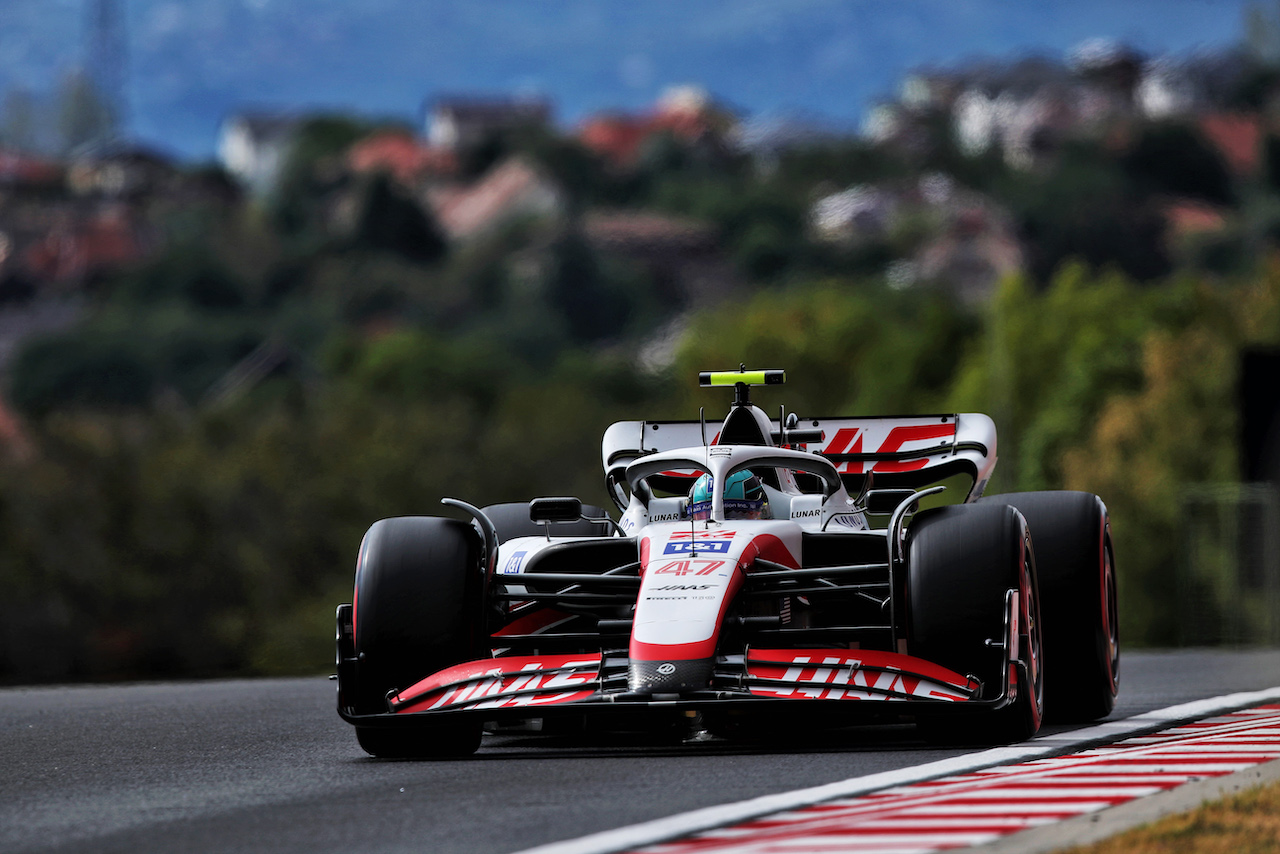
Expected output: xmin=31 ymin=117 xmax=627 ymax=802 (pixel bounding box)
xmin=335 ymin=369 xmax=1119 ymax=758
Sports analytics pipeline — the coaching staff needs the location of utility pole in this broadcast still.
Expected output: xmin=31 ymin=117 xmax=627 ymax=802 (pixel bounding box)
xmin=85 ymin=0 xmax=128 ymax=147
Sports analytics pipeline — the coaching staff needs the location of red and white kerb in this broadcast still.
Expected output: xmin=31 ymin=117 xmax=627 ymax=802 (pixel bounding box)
xmin=634 ymin=704 xmax=1280 ymax=854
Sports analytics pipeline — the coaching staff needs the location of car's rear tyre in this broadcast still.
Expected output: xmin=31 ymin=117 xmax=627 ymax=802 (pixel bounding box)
xmin=981 ymin=491 xmax=1118 ymax=722
xmin=907 ymin=503 xmax=1043 ymax=744
xmin=481 ymin=501 xmax=613 ymax=542
xmin=351 ymin=516 xmax=485 ymax=758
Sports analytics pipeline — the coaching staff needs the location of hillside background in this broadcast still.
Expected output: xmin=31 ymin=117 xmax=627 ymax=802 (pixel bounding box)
xmin=2 ymin=1 xmax=1280 ymax=682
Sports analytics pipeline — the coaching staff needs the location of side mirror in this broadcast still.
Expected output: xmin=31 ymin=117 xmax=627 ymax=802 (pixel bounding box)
xmin=529 ymin=497 xmax=584 ymax=525
xmin=865 ymin=488 xmax=919 ymax=515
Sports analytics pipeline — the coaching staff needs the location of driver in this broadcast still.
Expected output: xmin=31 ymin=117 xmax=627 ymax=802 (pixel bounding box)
xmin=688 ymin=471 xmax=770 ymax=521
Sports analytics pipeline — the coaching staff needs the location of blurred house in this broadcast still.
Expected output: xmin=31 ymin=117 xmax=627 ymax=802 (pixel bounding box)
xmin=217 ymin=113 xmax=301 ymax=194
xmin=899 ymin=71 xmax=965 ymax=113
xmin=426 ymin=156 xmax=563 ymax=240
xmin=582 ymin=209 xmax=736 ymax=306
xmin=1068 ymin=39 xmax=1144 ymax=105
xmin=1163 ymin=199 xmax=1229 ymax=241
xmin=579 ymin=85 xmax=737 ymax=167
xmin=20 ymin=204 xmax=149 ymax=286
xmin=1198 ymin=113 xmax=1262 ymax=177
xmin=425 ymin=97 xmax=552 ymax=152
xmin=67 ymin=143 xmax=177 ymax=198
xmin=915 ymin=207 xmax=1024 ymax=304
xmin=869 ymin=43 xmax=1230 ymax=171
xmin=0 ymin=394 xmax=35 ymax=461
xmin=729 ymin=111 xmax=842 ymax=168
xmin=949 ymin=53 xmax=1125 ymax=168
xmin=811 ymin=173 xmax=1022 ymax=302
xmin=347 ymin=130 xmax=458 ymax=187
xmin=579 ymin=114 xmax=652 ymax=167
xmin=1137 ymin=57 xmax=1202 ymax=119
xmin=0 ymin=149 xmax=62 ymax=189
xmin=811 ymin=185 xmax=899 ymax=243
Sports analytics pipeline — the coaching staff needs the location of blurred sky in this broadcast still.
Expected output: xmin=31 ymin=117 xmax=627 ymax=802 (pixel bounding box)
xmin=0 ymin=0 xmax=1262 ymax=161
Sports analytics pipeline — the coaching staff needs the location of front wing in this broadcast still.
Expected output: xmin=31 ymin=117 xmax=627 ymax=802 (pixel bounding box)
xmin=339 ymin=592 xmax=1025 ymax=729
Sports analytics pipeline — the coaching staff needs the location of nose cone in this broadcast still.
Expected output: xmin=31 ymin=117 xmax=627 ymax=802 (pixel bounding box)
xmin=628 ymin=658 xmax=713 ymax=694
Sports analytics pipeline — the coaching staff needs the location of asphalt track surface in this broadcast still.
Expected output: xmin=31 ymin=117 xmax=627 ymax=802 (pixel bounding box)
xmin=2 ymin=650 xmax=1279 ymax=854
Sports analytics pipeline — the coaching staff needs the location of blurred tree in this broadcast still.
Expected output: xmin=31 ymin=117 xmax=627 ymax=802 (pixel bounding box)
xmin=349 ymin=173 xmax=447 ymax=263
xmin=1 ymin=88 xmax=38 ymax=152
xmin=774 ymin=140 xmax=910 ymax=189
xmin=1062 ymin=322 xmax=1239 ymax=645
xmin=1264 ymin=134 xmax=1280 ymax=193
xmin=670 ymin=279 xmax=976 ymax=418
xmin=543 ymin=229 xmax=634 ymax=344
xmin=8 ymin=316 xmax=267 ymax=416
xmin=458 ymin=130 xmax=508 ymax=179
xmin=271 ymin=116 xmax=368 ymax=240
xmin=1245 ymin=0 xmax=1280 ymax=68
xmin=55 ymin=71 xmax=114 ymax=154
xmin=9 ymin=332 xmax=154 ymax=416
xmin=1005 ymin=144 xmax=1171 ymax=282
xmin=650 ymin=176 xmax=808 ymax=282
xmin=111 ymin=248 xmax=250 ymax=312
xmin=948 ymin=264 xmax=1154 ymax=493
xmin=1122 ymin=123 xmax=1235 ymax=206
xmin=517 ymin=129 xmax=610 ymax=210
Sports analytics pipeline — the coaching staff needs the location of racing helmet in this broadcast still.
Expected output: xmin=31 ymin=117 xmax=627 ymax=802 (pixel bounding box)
xmin=688 ymin=471 xmax=770 ymax=521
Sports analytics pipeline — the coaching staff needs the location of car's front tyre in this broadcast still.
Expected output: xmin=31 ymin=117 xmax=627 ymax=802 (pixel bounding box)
xmin=907 ymin=503 xmax=1044 ymax=744
xmin=348 ymin=516 xmax=486 ymax=758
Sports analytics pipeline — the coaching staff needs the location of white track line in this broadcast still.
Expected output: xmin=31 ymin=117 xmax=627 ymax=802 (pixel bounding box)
xmin=512 ymin=686 xmax=1280 ymax=854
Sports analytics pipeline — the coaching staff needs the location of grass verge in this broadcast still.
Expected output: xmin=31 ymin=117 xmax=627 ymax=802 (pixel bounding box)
xmin=1059 ymin=777 xmax=1280 ymax=853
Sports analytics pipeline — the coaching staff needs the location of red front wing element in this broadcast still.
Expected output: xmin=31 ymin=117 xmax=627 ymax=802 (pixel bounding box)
xmin=386 ymin=647 xmax=979 ymax=715
xmin=745 ymin=649 xmax=979 ymax=702
xmin=390 ymin=654 xmax=601 ymax=713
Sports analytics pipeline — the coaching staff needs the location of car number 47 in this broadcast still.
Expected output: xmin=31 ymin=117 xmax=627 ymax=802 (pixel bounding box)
xmin=652 ymin=559 xmax=725 ymax=576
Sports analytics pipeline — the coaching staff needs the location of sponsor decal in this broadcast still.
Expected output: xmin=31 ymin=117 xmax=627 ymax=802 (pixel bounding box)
xmin=665 ymin=539 xmax=731 ymax=554
xmin=652 ymin=584 xmax=713 ymax=591
xmin=791 ymin=509 xmax=822 ymax=519
xmin=819 ymin=423 xmax=957 ymax=474
xmin=872 ymin=423 xmax=957 ymax=473
xmin=656 ymin=663 xmax=677 ymax=675
xmin=828 ymin=514 xmax=868 ymax=530
xmin=402 ymin=658 xmax=599 ymax=712
xmin=747 ymin=652 xmax=971 ymax=701
xmin=646 ymin=594 xmax=716 ymax=600
xmin=501 ymin=551 xmax=528 ymax=575
xmin=670 ymin=529 xmax=736 ymax=539
xmin=650 ymin=513 xmax=682 ymax=522
xmin=822 ymin=427 xmax=864 ymax=474
xmin=652 ymin=559 xmax=726 ymax=576
xmin=709 ymin=446 xmax=733 ymax=457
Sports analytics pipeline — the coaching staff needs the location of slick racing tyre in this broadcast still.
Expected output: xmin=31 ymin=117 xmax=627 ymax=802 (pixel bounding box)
xmin=351 ymin=516 xmax=485 ymax=758
xmin=981 ymin=491 xmax=1119 ymax=722
xmin=907 ymin=503 xmax=1044 ymax=744
xmin=481 ymin=501 xmax=613 ymax=542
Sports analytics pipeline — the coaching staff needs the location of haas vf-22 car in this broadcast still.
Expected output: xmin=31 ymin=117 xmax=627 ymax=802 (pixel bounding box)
xmin=335 ymin=369 xmax=1119 ymax=757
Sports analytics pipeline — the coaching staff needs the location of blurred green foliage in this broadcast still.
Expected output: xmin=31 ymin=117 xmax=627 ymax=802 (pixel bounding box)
xmin=6 ymin=100 xmax=1280 ymax=683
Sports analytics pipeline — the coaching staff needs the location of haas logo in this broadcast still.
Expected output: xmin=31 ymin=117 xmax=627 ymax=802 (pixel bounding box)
xmin=657 ymin=663 xmax=677 ymax=676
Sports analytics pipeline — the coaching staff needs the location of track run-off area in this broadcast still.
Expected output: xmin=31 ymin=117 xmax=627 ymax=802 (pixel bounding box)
xmin=537 ymin=695 xmax=1280 ymax=854
xmin=2 ymin=650 xmax=1280 ymax=854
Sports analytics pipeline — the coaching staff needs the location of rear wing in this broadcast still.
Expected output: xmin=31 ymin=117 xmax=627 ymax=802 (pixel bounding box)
xmin=601 ymin=413 xmax=997 ymax=503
